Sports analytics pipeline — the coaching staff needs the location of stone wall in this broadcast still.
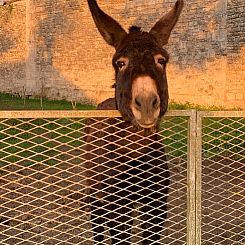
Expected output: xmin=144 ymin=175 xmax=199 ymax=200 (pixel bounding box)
xmin=165 ymin=0 xmax=228 ymax=107
xmin=0 ymin=1 xmax=26 ymax=95
xmin=226 ymin=0 xmax=245 ymax=109
xmin=0 ymin=0 xmax=244 ymax=109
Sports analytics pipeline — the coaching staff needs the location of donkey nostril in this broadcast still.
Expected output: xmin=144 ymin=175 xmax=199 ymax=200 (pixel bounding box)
xmin=152 ymin=98 xmax=157 ymax=107
xmin=152 ymin=96 xmax=159 ymax=108
xmin=135 ymin=98 xmax=142 ymax=108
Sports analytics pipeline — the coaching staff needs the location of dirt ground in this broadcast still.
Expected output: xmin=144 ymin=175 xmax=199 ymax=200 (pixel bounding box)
xmin=201 ymin=156 xmax=244 ymax=245
xmin=0 ymin=155 xmax=244 ymax=244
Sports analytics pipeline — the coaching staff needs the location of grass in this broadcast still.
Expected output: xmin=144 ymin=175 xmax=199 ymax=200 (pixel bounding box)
xmin=202 ymin=117 xmax=244 ymax=159
xmin=0 ymin=93 xmax=94 ymax=166
xmin=0 ymin=117 xmax=85 ymax=167
xmin=161 ymin=116 xmax=188 ymax=159
xmin=168 ymin=100 xmax=242 ymax=111
xmin=0 ymin=93 xmax=244 ymax=167
xmin=1 ymin=92 xmax=241 ymax=111
xmin=0 ymin=93 xmax=95 ymax=110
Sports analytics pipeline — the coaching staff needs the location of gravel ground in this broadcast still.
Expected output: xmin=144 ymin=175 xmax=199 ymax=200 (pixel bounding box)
xmin=0 ymin=155 xmax=244 ymax=245
xmin=201 ymin=156 xmax=244 ymax=245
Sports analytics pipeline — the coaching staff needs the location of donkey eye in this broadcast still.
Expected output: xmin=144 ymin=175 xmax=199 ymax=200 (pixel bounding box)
xmin=116 ymin=61 xmax=126 ymax=70
xmin=158 ymin=57 xmax=167 ymax=66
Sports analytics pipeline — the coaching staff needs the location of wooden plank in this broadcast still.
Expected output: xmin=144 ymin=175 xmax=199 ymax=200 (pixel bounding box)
xmin=187 ymin=110 xmax=197 ymax=245
xmin=0 ymin=110 xmax=194 ymax=119
xmin=195 ymin=112 xmax=203 ymax=245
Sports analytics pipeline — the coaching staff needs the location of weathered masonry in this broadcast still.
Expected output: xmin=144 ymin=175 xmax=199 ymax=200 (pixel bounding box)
xmin=0 ymin=0 xmax=244 ymax=109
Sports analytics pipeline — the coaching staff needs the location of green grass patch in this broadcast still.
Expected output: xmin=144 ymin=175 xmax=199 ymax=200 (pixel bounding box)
xmin=0 ymin=92 xmax=241 ymax=111
xmin=168 ymin=100 xmax=242 ymax=111
xmin=0 ymin=116 xmax=244 ymax=168
xmin=0 ymin=117 xmax=85 ymax=167
xmin=0 ymin=93 xmax=243 ymax=168
xmin=161 ymin=116 xmax=188 ymax=159
xmin=202 ymin=117 xmax=245 ymax=160
xmin=0 ymin=93 xmax=95 ymax=110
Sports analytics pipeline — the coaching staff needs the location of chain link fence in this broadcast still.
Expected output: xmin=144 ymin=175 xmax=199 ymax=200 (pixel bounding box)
xmin=0 ymin=110 xmax=244 ymax=244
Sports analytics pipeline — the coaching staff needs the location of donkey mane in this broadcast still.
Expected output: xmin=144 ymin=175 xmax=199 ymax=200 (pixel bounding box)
xmin=129 ymin=26 xmax=142 ymax=33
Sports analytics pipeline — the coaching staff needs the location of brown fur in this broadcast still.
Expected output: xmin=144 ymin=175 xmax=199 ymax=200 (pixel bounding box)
xmin=85 ymin=0 xmax=184 ymax=244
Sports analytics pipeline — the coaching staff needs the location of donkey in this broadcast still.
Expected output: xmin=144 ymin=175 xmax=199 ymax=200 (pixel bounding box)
xmin=84 ymin=0 xmax=184 ymax=244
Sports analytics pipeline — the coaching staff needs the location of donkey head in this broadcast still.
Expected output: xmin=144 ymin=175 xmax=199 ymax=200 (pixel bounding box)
xmin=88 ymin=0 xmax=184 ymax=129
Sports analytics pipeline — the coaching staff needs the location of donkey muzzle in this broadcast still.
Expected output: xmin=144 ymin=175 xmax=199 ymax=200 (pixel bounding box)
xmin=131 ymin=76 xmax=161 ymax=128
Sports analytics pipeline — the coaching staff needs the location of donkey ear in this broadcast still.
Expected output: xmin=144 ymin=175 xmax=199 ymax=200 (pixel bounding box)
xmin=87 ymin=0 xmax=127 ymax=48
xmin=149 ymin=0 xmax=184 ymax=46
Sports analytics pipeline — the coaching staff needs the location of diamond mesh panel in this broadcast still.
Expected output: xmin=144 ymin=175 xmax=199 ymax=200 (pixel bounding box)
xmin=201 ymin=115 xmax=245 ymax=245
xmin=0 ymin=112 xmax=189 ymax=244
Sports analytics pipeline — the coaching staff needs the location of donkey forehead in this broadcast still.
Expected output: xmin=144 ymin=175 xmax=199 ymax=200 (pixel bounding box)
xmin=115 ymin=31 xmax=166 ymax=57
